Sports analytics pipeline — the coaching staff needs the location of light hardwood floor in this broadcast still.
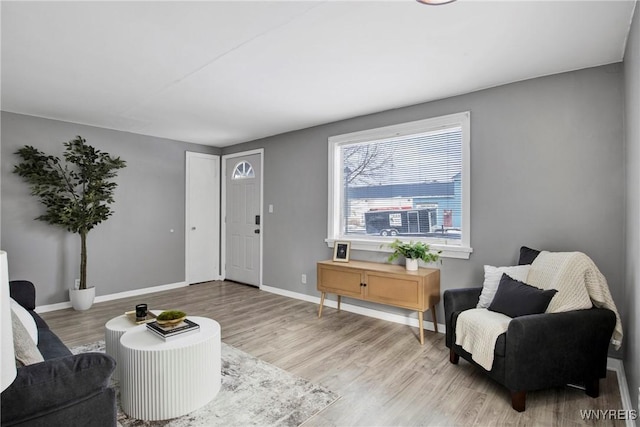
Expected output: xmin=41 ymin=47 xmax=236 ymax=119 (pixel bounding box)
xmin=40 ymin=281 xmax=625 ymax=426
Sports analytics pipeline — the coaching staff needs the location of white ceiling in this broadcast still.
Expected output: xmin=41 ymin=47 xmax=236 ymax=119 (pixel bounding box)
xmin=1 ymin=1 xmax=636 ymax=147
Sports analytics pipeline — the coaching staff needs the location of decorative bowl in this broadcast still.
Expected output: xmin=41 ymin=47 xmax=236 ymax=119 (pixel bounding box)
xmin=156 ymin=316 xmax=186 ymax=326
xmin=155 ymin=310 xmax=187 ymax=326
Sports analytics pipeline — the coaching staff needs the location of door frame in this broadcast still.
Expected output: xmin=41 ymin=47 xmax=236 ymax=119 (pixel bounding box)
xmin=185 ymin=151 xmax=222 ymax=284
xmin=221 ymin=148 xmax=264 ymax=288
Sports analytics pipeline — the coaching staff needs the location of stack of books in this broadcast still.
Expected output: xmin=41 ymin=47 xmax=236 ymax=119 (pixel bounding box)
xmin=146 ymin=318 xmax=200 ymax=341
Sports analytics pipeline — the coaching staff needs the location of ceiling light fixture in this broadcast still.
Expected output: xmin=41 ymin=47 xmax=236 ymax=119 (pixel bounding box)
xmin=416 ymin=0 xmax=457 ymax=5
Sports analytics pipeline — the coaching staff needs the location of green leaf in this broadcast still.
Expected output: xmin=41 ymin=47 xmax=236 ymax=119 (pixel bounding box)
xmin=13 ymin=136 xmax=126 ymax=290
xmin=384 ymin=239 xmax=442 ymax=265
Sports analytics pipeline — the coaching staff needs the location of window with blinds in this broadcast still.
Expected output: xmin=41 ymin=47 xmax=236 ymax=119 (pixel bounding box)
xmin=327 ymin=112 xmax=471 ymax=258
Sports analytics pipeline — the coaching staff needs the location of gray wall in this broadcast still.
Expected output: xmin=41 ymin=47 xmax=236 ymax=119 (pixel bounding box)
xmin=1 ymin=59 xmax=630 ymax=368
xmin=224 ymin=64 xmax=626 ymax=349
xmin=1 ymin=112 xmax=220 ymax=305
xmin=624 ymin=3 xmax=639 ymax=416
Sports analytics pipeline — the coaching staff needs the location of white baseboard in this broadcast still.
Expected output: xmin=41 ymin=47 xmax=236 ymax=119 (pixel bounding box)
xmin=260 ymin=284 xmax=446 ymax=333
xmin=607 ymin=357 xmax=635 ymax=427
xmin=35 ymin=281 xmax=188 ymax=313
xmin=35 ymin=301 xmax=73 ymax=313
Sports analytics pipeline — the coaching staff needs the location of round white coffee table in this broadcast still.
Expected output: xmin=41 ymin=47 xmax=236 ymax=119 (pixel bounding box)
xmin=104 ymin=310 xmax=163 ymax=380
xmin=119 ymin=316 xmax=221 ymax=421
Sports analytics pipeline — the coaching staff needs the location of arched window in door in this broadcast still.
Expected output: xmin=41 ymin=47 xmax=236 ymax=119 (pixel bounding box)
xmin=232 ymin=161 xmax=255 ymax=179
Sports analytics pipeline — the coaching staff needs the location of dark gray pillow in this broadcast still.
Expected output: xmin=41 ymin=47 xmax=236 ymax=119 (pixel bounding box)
xmin=518 ymin=246 xmax=541 ymax=265
xmin=488 ymin=273 xmax=557 ymax=318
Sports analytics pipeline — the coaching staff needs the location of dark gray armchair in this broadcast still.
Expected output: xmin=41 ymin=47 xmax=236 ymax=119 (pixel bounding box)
xmin=444 ymin=287 xmax=616 ymax=412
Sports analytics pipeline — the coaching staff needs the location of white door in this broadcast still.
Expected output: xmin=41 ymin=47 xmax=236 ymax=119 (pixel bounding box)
xmin=224 ymin=152 xmax=261 ymax=286
xmin=186 ymin=152 xmax=220 ymax=284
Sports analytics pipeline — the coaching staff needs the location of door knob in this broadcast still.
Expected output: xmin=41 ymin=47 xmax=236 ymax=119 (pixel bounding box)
xmin=254 ymin=229 xmax=260 ymax=234
xmin=191 ymin=227 xmax=196 ymax=230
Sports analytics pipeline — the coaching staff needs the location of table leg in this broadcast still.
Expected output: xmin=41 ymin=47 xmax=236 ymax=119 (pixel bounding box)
xmin=431 ymin=306 xmax=438 ymax=333
xmin=337 ymin=295 xmax=342 ymax=312
xmin=318 ymin=292 xmax=325 ymax=318
xmin=418 ymin=311 xmax=425 ymax=345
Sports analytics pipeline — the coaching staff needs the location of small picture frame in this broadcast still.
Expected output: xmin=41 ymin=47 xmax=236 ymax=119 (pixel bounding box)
xmin=333 ymin=241 xmax=351 ymax=262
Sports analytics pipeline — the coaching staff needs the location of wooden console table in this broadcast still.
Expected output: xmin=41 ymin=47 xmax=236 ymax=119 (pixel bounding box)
xmin=317 ymin=260 xmax=440 ymax=345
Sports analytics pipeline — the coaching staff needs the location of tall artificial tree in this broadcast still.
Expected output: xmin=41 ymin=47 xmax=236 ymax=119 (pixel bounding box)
xmin=13 ymin=136 xmax=126 ymax=290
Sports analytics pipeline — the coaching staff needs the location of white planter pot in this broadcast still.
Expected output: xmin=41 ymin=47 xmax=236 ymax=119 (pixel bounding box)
xmin=69 ymin=287 xmax=95 ymax=311
xmin=405 ymin=258 xmax=419 ymax=271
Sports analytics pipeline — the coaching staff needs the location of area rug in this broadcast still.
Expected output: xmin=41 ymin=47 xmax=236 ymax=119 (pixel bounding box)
xmin=71 ymin=341 xmax=339 ymax=427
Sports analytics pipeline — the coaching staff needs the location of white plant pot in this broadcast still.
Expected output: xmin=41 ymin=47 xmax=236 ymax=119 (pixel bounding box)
xmin=405 ymin=258 xmax=419 ymax=271
xmin=69 ymin=287 xmax=95 ymax=311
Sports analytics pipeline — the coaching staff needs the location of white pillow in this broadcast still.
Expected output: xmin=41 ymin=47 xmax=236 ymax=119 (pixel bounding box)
xmin=477 ymin=265 xmax=531 ymax=308
xmin=10 ymin=298 xmax=38 ymax=344
xmin=12 ymin=310 xmax=44 ymax=366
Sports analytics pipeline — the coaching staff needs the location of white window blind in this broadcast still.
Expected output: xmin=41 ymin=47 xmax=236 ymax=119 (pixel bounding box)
xmin=327 ymin=111 xmax=471 ymax=258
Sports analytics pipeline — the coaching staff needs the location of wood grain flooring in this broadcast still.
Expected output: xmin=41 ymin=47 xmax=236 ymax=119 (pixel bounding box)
xmin=40 ymin=281 xmax=626 ymax=426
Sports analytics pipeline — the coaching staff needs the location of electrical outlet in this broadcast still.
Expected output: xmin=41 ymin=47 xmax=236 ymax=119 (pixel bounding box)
xmin=74 ymin=279 xmax=80 ymax=290
xmin=301 ymin=274 xmax=307 ymax=284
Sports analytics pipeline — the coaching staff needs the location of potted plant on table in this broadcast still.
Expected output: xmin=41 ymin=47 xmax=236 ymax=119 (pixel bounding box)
xmin=386 ymin=239 xmax=441 ymax=271
xmin=13 ymin=136 xmax=126 ymax=310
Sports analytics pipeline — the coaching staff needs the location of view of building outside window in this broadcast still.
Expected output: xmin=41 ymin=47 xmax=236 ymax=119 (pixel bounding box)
xmin=340 ymin=127 xmax=462 ymax=241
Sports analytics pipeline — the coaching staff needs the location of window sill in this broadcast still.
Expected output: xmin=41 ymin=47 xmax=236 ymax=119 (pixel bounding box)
xmin=325 ymin=238 xmax=472 ymax=260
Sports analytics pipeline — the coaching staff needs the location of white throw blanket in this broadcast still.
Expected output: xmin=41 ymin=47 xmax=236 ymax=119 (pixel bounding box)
xmin=528 ymin=251 xmax=623 ymax=348
xmin=454 ymin=308 xmax=511 ymax=370
xmin=455 ymin=251 xmax=623 ymax=371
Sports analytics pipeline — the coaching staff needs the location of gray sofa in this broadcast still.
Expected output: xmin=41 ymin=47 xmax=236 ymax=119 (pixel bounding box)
xmin=1 ymin=280 xmax=117 ymax=427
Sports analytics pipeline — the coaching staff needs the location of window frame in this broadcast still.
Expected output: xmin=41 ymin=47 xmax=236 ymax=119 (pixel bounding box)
xmin=326 ymin=111 xmax=472 ymax=259
xmin=231 ymin=160 xmax=255 ymax=180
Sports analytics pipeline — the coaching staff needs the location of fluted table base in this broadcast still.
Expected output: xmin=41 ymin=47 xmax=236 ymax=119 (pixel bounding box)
xmin=119 ymin=317 xmax=221 ymax=421
xmin=104 ymin=310 xmax=165 ymax=380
